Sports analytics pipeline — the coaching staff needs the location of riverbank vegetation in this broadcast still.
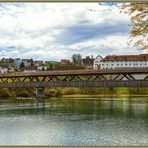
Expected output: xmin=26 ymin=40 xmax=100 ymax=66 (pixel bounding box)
xmin=0 ymin=87 xmax=148 ymax=99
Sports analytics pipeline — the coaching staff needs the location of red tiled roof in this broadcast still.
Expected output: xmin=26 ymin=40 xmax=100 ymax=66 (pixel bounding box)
xmin=60 ymin=59 xmax=70 ymax=64
xmin=0 ymin=65 xmax=9 ymax=69
xmin=101 ymin=54 xmax=148 ymax=61
xmin=23 ymin=66 xmax=37 ymax=70
xmin=22 ymin=59 xmax=32 ymax=61
xmin=33 ymin=61 xmax=43 ymax=64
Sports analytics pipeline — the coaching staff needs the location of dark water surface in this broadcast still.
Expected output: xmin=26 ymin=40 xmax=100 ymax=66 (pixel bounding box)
xmin=0 ymin=97 xmax=148 ymax=146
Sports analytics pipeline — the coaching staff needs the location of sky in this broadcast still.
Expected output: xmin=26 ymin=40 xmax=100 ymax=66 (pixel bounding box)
xmin=0 ymin=2 xmax=147 ymax=61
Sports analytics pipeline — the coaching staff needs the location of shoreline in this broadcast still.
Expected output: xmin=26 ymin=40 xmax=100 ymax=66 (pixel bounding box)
xmin=62 ymin=94 xmax=148 ymax=98
xmin=0 ymin=93 xmax=148 ymax=100
xmin=1 ymin=94 xmax=148 ymax=100
xmin=1 ymin=87 xmax=148 ymax=99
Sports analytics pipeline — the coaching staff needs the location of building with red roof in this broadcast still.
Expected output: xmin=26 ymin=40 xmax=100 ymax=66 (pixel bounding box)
xmin=82 ymin=56 xmax=94 ymax=69
xmin=100 ymin=54 xmax=148 ymax=69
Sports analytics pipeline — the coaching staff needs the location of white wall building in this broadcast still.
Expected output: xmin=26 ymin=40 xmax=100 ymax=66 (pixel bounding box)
xmin=93 ymin=55 xmax=103 ymax=69
xmin=22 ymin=59 xmax=33 ymax=67
xmin=100 ymin=54 xmax=148 ymax=69
xmin=37 ymin=65 xmax=48 ymax=71
xmin=0 ymin=66 xmax=8 ymax=73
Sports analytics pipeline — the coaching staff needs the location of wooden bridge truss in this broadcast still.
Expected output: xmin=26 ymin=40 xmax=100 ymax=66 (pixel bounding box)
xmin=0 ymin=68 xmax=147 ymax=88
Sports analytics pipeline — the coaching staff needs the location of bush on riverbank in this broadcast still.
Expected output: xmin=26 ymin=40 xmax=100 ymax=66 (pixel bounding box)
xmin=45 ymin=87 xmax=148 ymax=96
xmin=0 ymin=88 xmax=35 ymax=98
xmin=0 ymin=88 xmax=12 ymax=98
xmin=0 ymin=87 xmax=148 ymax=99
xmin=128 ymin=87 xmax=148 ymax=94
xmin=45 ymin=88 xmax=62 ymax=97
xmin=53 ymin=87 xmax=148 ymax=95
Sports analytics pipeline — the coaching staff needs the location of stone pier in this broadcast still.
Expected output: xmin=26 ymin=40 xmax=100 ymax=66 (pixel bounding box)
xmin=36 ymin=87 xmax=45 ymax=98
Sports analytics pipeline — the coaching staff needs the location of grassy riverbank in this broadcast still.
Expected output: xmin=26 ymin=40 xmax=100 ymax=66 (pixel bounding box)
xmin=62 ymin=94 xmax=148 ymax=98
xmin=0 ymin=87 xmax=148 ymax=99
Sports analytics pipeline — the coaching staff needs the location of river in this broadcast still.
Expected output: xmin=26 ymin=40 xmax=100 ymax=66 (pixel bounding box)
xmin=0 ymin=97 xmax=148 ymax=146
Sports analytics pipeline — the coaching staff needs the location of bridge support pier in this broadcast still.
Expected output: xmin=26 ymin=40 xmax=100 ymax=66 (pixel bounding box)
xmin=36 ymin=87 xmax=45 ymax=98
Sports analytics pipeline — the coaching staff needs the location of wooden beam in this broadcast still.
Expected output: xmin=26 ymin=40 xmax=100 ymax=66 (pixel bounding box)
xmin=69 ymin=75 xmax=75 ymax=81
xmin=113 ymin=74 xmax=121 ymax=80
xmin=127 ymin=74 xmax=135 ymax=80
xmin=48 ymin=76 xmax=54 ymax=81
xmin=76 ymin=75 xmax=82 ymax=80
xmin=87 ymin=75 xmax=93 ymax=81
xmin=119 ymin=74 xmax=125 ymax=80
xmin=144 ymin=75 xmax=148 ymax=80
xmin=94 ymin=75 xmax=101 ymax=80
xmin=63 ymin=75 xmax=69 ymax=81
xmin=100 ymin=74 xmax=107 ymax=80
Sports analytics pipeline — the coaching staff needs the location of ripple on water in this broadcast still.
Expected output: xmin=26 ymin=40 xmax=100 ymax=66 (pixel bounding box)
xmin=0 ymin=98 xmax=148 ymax=145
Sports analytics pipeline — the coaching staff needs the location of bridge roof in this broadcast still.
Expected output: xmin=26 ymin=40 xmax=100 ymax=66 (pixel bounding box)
xmin=0 ymin=68 xmax=147 ymax=78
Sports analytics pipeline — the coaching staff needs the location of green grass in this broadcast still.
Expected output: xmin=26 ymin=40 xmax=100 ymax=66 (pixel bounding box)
xmin=0 ymin=61 xmax=15 ymax=66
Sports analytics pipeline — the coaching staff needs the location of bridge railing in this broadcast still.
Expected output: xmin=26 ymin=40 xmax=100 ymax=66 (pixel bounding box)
xmin=0 ymin=80 xmax=147 ymax=88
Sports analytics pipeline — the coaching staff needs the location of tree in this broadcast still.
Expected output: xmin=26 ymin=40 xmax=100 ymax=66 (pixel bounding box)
xmin=50 ymin=64 xmax=53 ymax=70
xmin=95 ymin=2 xmax=148 ymax=50
xmin=20 ymin=62 xmax=25 ymax=68
xmin=71 ymin=54 xmax=82 ymax=65
xmin=121 ymin=3 xmax=148 ymax=50
xmin=30 ymin=58 xmax=33 ymax=66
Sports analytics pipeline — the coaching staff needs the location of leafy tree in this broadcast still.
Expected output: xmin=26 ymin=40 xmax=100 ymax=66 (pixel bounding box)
xmin=71 ymin=54 xmax=82 ymax=65
xmin=72 ymin=54 xmax=76 ymax=65
xmin=50 ymin=64 xmax=53 ymax=70
xmin=30 ymin=58 xmax=33 ymax=66
xmin=121 ymin=3 xmax=148 ymax=50
xmin=95 ymin=2 xmax=147 ymax=50
xmin=20 ymin=62 xmax=25 ymax=68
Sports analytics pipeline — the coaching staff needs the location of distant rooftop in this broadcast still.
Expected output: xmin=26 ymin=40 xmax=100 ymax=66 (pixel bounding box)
xmin=101 ymin=54 xmax=148 ymax=61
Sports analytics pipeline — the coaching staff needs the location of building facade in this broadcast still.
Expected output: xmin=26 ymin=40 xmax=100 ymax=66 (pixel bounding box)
xmin=60 ymin=59 xmax=70 ymax=65
xmin=100 ymin=54 xmax=148 ymax=69
xmin=0 ymin=66 xmax=8 ymax=73
xmin=33 ymin=61 xmax=43 ymax=67
xmin=14 ymin=58 xmax=22 ymax=69
xmin=93 ymin=55 xmax=103 ymax=69
xmin=82 ymin=56 xmax=94 ymax=69
xmin=37 ymin=65 xmax=49 ymax=71
xmin=22 ymin=59 xmax=33 ymax=67
xmin=23 ymin=66 xmax=37 ymax=73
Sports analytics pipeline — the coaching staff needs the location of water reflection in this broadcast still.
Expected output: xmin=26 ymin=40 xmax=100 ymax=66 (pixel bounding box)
xmin=0 ymin=97 xmax=147 ymax=145
xmin=0 ymin=97 xmax=148 ymax=119
xmin=35 ymin=99 xmax=45 ymax=113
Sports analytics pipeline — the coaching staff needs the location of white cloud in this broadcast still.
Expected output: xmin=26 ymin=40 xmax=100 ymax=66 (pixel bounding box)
xmin=0 ymin=3 xmax=146 ymax=61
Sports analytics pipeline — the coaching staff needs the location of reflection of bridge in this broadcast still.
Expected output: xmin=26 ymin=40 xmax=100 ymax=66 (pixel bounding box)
xmin=0 ymin=68 xmax=147 ymax=97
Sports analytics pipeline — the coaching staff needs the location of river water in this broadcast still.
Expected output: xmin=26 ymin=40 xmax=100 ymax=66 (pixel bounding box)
xmin=0 ymin=97 xmax=148 ymax=146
